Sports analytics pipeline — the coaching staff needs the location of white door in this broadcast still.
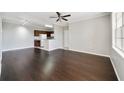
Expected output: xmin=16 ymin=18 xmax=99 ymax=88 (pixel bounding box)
xmin=63 ymin=29 xmax=69 ymax=50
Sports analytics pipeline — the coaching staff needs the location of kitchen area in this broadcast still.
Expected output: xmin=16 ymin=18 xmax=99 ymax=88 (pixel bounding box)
xmin=34 ymin=30 xmax=56 ymax=51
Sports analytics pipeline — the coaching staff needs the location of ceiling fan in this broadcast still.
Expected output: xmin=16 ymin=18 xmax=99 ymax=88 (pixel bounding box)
xmin=50 ymin=12 xmax=71 ymax=22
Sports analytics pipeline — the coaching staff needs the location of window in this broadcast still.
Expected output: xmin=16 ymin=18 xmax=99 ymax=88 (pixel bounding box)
xmin=113 ymin=12 xmax=124 ymax=53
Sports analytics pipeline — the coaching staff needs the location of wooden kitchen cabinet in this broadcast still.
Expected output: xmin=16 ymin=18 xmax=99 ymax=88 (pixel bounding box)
xmin=34 ymin=40 xmax=41 ymax=47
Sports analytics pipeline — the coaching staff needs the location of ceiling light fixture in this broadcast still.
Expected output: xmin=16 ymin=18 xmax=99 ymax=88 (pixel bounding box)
xmin=45 ymin=24 xmax=53 ymax=28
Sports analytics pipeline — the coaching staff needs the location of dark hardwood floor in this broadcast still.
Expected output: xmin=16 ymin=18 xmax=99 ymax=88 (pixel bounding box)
xmin=1 ymin=48 xmax=117 ymax=81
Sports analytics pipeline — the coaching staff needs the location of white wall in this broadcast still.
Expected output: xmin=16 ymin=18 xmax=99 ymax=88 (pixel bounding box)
xmin=69 ymin=15 xmax=111 ymax=56
xmin=2 ymin=22 xmax=34 ymax=51
xmin=63 ymin=26 xmax=69 ymax=50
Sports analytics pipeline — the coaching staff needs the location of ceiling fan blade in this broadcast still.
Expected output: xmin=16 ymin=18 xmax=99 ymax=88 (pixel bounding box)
xmin=62 ymin=17 xmax=68 ymax=21
xmin=56 ymin=12 xmax=60 ymax=17
xmin=56 ymin=18 xmax=60 ymax=22
xmin=62 ymin=14 xmax=71 ymax=17
xmin=49 ymin=16 xmax=58 ymax=18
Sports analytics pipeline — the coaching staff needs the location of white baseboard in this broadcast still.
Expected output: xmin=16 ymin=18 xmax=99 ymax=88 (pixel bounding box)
xmin=2 ymin=46 xmax=34 ymax=52
xmin=69 ymin=49 xmax=110 ymax=57
xmin=34 ymin=47 xmax=63 ymax=52
xmin=110 ymin=58 xmax=120 ymax=81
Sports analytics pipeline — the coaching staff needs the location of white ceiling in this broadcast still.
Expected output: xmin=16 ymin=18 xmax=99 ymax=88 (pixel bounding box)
xmin=0 ymin=12 xmax=110 ymax=27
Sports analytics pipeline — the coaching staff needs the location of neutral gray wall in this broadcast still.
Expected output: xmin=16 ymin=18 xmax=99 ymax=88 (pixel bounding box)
xmin=69 ymin=15 xmax=111 ymax=56
xmin=2 ymin=22 xmax=34 ymax=51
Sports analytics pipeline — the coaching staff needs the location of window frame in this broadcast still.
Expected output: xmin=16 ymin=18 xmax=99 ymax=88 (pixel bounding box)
xmin=112 ymin=12 xmax=124 ymax=58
